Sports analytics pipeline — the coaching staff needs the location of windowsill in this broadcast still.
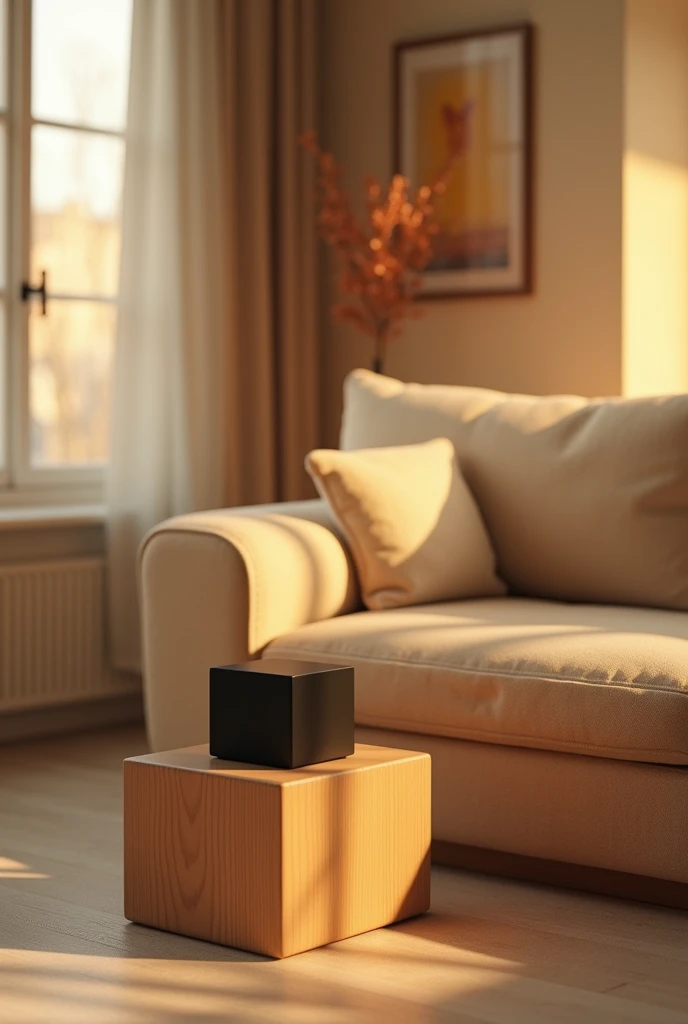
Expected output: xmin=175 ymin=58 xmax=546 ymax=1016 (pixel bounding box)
xmin=0 ymin=504 xmax=106 ymax=530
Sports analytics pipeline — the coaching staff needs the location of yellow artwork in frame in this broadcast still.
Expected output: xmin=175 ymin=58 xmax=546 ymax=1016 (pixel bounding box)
xmin=395 ymin=24 xmax=533 ymax=297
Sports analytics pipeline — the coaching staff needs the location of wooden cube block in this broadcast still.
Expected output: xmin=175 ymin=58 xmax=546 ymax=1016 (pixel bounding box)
xmin=123 ymin=743 xmax=431 ymax=958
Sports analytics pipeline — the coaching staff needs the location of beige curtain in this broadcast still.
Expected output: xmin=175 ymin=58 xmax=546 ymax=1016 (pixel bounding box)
xmin=107 ymin=0 xmax=319 ymax=672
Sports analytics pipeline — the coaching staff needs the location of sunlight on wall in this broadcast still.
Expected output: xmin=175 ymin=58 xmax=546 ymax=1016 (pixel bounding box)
xmin=623 ymin=0 xmax=688 ymax=397
xmin=623 ymin=151 xmax=688 ymax=396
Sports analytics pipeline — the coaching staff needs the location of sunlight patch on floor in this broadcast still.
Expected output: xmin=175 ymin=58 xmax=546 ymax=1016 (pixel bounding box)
xmin=0 ymin=950 xmax=410 ymax=1024
xmin=0 ymin=856 xmax=50 ymax=880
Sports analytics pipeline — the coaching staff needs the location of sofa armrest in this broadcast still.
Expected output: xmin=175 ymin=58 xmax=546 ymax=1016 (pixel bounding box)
xmin=138 ymin=499 xmax=360 ymax=751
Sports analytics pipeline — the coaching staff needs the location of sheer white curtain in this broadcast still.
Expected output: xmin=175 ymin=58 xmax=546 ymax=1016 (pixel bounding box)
xmin=107 ymin=0 xmax=318 ymax=672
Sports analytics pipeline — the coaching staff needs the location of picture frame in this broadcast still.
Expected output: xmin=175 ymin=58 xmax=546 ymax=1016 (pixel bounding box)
xmin=395 ymin=23 xmax=533 ymax=299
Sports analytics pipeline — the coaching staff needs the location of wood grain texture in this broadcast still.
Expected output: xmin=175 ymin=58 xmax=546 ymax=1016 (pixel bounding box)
xmin=2 ymin=727 xmax=688 ymax=1024
xmin=123 ymin=760 xmax=283 ymax=955
xmin=123 ymin=743 xmax=431 ymax=958
xmin=281 ymin=753 xmax=431 ymax=957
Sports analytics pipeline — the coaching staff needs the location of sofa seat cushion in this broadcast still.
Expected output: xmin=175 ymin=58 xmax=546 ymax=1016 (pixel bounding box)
xmin=264 ymin=597 xmax=688 ymax=765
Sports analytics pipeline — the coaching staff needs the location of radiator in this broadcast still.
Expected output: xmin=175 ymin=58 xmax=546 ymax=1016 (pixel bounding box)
xmin=0 ymin=558 xmax=131 ymax=712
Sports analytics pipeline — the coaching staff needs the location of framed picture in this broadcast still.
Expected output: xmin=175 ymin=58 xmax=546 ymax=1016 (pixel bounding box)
xmin=395 ymin=24 xmax=533 ymax=298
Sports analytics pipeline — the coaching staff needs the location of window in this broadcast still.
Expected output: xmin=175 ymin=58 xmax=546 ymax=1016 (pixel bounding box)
xmin=0 ymin=0 xmax=132 ymax=504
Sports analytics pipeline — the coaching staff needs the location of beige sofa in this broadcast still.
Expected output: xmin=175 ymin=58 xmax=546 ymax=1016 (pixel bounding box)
xmin=139 ymin=370 xmax=688 ymax=908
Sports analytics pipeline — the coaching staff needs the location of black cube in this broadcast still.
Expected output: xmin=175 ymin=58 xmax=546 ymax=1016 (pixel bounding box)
xmin=209 ymin=658 xmax=354 ymax=769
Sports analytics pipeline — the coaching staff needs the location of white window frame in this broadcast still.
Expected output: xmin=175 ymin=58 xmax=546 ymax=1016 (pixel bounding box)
xmin=0 ymin=0 xmax=9 ymax=493
xmin=1 ymin=0 xmax=127 ymax=508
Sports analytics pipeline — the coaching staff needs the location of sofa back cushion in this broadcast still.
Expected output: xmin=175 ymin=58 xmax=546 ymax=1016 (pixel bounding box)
xmin=340 ymin=369 xmax=688 ymax=611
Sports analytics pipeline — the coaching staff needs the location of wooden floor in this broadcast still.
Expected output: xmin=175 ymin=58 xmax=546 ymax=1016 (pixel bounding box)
xmin=1 ymin=727 xmax=687 ymax=1024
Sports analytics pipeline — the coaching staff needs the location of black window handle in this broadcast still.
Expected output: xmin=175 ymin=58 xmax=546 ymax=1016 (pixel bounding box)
xmin=21 ymin=270 xmax=47 ymax=315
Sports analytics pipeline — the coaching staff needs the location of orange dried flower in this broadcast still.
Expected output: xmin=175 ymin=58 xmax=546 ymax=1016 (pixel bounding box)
xmin=300 ymin=122 xmax=471 ymax=371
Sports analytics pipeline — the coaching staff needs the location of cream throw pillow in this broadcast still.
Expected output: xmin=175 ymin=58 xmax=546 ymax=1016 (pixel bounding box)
xmin=305 ymin=438 xmax=505 ymax=610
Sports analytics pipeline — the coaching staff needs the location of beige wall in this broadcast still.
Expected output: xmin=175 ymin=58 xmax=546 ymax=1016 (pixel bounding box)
xmin=319 ymin=0 xmax=625 ymax=444
xmin=623 ymin=0 xmax=688 ymax=396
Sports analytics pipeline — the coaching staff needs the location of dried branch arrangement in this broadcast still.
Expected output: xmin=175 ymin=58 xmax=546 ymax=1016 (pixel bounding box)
xmin=300 ymin=112 xmax=471 ymax=372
